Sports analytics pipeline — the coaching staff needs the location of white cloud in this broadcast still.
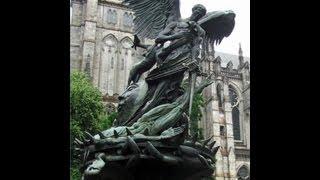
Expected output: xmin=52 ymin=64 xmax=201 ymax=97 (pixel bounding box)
xmin=180 ymin=0 xmax=250 ymax=57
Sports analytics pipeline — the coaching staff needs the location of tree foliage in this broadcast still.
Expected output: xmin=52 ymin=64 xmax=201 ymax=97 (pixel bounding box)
xmin=99 ymin=111 xmax=118 ymax=130
xmin=70 ymin=71 xmax=105 ymax=137
xmin=190 ymin=92 xmax=205 ymax=139
xmin=70 ymin=71 xmax=116 ymax=180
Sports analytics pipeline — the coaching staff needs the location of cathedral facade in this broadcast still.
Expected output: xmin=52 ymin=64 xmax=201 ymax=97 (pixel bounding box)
xmin=70 ymin=0 xmax=250 ymax=179
xmin=200 ymin=48 xmax=250 ymax=180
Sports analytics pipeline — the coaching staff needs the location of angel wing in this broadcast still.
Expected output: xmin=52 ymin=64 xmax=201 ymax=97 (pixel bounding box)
xmin=123 ymin=0 xmax=181 ymax=39
xmin=198 ymin=10 xmax=236 ymax=45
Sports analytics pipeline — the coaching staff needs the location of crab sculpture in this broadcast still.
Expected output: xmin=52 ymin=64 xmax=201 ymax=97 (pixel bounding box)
xmin=73 ymin=0 xmax=236 ymax=178
xmin=75 ymin=124 xmax=219 ymax=180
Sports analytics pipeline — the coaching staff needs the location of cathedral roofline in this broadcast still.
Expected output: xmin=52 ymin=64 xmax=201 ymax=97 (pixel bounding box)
xmin=215 ymin=51 xmax=250 ymax=68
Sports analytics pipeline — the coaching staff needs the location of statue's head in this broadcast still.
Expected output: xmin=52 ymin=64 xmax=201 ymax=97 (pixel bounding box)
xmin=190 ymin=4 xmax=207 ymax=22
xmin=116 ymin=80 xmax=148 ymax=125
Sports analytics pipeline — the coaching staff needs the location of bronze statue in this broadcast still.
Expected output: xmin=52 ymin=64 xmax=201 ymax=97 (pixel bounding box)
xmin=75 ymin=1 xmax=235 ymax=179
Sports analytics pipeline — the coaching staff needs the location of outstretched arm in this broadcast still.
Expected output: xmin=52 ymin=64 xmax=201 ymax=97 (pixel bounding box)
xmin=127 ymin=47 xmax=157 ymax=87
xmin=132 ymin=35 xmax=151 ymax=50
xmin=155 ymin=22 xmax=189 ymax=44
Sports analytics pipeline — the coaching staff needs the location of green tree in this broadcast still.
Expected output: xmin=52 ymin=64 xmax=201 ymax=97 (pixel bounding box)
xmin=190 ymin=92 xmax=205 ymax=139
xmin=190 ymin=92 xmax=218 ymax=180
xmin=99 ymin=111 xmax=118 ymax=130
xmin=70 ymin=71 xmax=105 ymax=137
xmin=70 ymin=71 xmax=116 ymax=180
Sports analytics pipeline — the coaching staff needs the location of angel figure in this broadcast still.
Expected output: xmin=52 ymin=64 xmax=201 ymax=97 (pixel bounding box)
xmin=77 ymin=1 xmax=236 ymax=179
xmin=117 ymin=0 xmax=235 ymax=127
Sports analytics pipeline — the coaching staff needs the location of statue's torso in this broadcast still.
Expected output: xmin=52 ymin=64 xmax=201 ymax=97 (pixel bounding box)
xmin=174 ymin=21 xmax=191 ymax=33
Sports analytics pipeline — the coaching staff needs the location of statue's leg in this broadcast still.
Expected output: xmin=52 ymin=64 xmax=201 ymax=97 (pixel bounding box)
xmin=140 ymin=81 xmax=167 ymax=113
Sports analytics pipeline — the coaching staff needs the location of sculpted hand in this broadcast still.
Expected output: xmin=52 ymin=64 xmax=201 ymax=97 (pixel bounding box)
xmin=187 ymin=21 xmax=196 ymax=28
xmin=127 ymin=69 xmax=135 ymax=87
xmin=127 ymin=68 xmax=141 ymax=87
xmin=131 ymin=35 xmax=141 ymax=50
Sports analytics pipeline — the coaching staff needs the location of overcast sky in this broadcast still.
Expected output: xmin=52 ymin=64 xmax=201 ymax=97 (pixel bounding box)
xmin=180 ymin=0 xmax=250 ymax=57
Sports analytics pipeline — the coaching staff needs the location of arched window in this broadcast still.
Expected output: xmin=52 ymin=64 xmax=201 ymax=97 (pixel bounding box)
xmin=123 ymin=12 xmax=129 ymax=27
xmin=107 ymin=9 xmax=113 ymax=24
xmin=121 ymin=58 xmax=124 ymax=70
xmin=112 ymin=10 xmax=117 ymax=24
xmin=129 ymin=14 xmax=134 ymax=26
xmin=229 ymin=85 xmax=241 ymax=140
xmin=84 ymin=54 xmax=91 ymax=78
xmin=120 ymin=37 xmax=133 ymax=92
xmin=107 ymin=9 xmax=117 ymax=24
xmin=237 ymin=166 xmax=249 ymax=180
xmin=111 ymin=58 xmax=114 ymax=69
xmin=123 ymin=12 xmax=133 ymax=27
xmin=232 ymin=107 xmax=240 ymax=140
xmin=216 ymin=84 xmax=223 ymax=108
xmin=100 ymin=34 xmax=118 ymax=95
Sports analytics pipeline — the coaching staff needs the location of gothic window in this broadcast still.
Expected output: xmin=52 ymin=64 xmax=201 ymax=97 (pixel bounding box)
xmin=84 ymin=61 xmax=90 ymax=77
xmin=106 ymin=9 xmax=117 ymax=24
xmin=121 ymin=58 xmax=124 ymax=70
xmin=216 ymin=84 xmax=223 ymax=108
xmin=123 ymin=12 xmax=133 ymax=27
xmin=112 ymin=10 xmax=118 ymax=24
xmin=229 ymin=85 xmax=241 ymax=140
xmin=229 ymin=86 xmax=239 ymax=108
xmin=232 ymin=107 xmax=241 ymax=140
xmin=111 ymin=58 xmax=114 ymax=69
xmin=123 ymin=12 xmax=127 ymax=26
xmin=84 ymin=55 xmax=91 ymax=78
xmin=107 ymin=9 xmax=113 ymax=24
xmin=100 ymin=34 xmax=118 ymax=95
xmin=123 ymin=12 xmax=129 ymax=27
xmin=121 ymin=38 xmax=133 ymax=49
xmin=129 ymin=14 xmax=133 ymax=26
xmin=220 ymin=126 xmax=225 ymax=136
xmin=237 ymin=166 xmax=249 ymax=180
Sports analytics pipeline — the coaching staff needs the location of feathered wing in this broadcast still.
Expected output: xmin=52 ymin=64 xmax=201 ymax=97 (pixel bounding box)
xmin=123 ymin=0 xmax=181 ymax=39
xmin=198 ymin=10 xmax=236 ymax=45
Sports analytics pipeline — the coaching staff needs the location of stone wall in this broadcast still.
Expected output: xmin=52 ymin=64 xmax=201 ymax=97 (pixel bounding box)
xmin=70 ymin=0 xmax=141 ymax=97
xmin=201 ymin=50 xmax=250 ymax=179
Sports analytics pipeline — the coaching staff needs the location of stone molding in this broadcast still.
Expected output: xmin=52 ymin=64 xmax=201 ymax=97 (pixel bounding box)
xmin=97 ymin=26 xmax=133 ymax=34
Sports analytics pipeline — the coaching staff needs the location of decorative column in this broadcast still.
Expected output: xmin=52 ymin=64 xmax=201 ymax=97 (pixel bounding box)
xmin=70 ymin=0 xmax=84 ymax=71
xmin=82 ymin=0 xmax=98 ymax=83
xmin=211 ymin=78 xmax=225 ymax=180
xmin=223 ymin=77 xmax=237 ymax=180
xmin=113 ymin=43 xmax=120 ymax=94
xmin=202 ymin=81 xmax=214 ymax=139
xmin=242 ymin=64 xmax=250 ymax=150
